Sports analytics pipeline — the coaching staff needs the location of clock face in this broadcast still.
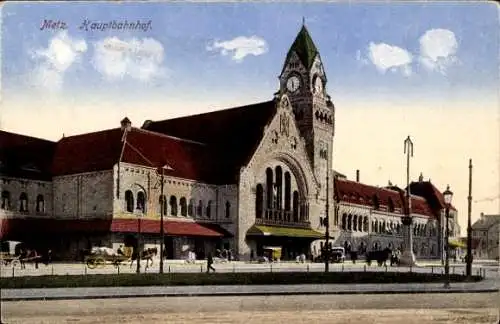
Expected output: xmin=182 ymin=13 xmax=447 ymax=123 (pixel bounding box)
xmin=286 ymin=76 xmax=301 ymax=93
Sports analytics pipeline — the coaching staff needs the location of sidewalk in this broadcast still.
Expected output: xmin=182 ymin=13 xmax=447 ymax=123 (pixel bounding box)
xmin=2 ymin=278 xmax=498 ymax=301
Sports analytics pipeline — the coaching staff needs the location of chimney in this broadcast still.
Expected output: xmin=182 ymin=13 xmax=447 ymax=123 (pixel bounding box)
xmin=356 ymin=170 xmax=360 ymax=182
xmin=419 ymin=172 xmax=423 ymax=182
xmin=120 ymin=117 xmax=132 ymax=131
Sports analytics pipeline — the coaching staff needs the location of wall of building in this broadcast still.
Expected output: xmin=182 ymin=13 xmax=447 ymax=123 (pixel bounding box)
xmin=0 ymin=176 xmax=53 ymax=219
xmin=53 ymin=170 xmax=114 ymax=219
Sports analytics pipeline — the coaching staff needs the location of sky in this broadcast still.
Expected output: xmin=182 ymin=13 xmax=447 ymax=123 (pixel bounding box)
xmin=1 ymin=2 xmax=498 ymax=235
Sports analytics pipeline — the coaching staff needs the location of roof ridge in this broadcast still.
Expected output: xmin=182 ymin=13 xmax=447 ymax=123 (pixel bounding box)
xmin=58 ymin=127 xmax=122 ymax=141
xmin=0 ymin=130 xmax=55 ymax=144
xmin=146 ymin=100 xmax=275 ymax=124
xmin=132 ymin=127 xmax=207 ymax=146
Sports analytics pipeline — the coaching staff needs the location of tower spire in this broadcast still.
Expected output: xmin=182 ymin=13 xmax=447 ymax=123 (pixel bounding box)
xmin=302 ymin=16 xmax=305 ymax=26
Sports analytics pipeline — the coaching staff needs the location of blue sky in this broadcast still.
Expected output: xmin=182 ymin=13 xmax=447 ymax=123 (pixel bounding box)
xmin=1 ymin=2 xmax=499 ymax=231
xmin=1 ymin=2 xmax=498 ymax=102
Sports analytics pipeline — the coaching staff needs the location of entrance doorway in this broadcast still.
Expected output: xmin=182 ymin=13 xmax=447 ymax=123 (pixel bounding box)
xmin=165 ymin=236 xmax=175 ymax=259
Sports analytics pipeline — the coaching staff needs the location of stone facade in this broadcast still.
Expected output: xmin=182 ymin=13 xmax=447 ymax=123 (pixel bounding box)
xmin=53 ymin=170 xmax=113 ymax=220
xmin=0 ymin=176 xmax=53 ymax=219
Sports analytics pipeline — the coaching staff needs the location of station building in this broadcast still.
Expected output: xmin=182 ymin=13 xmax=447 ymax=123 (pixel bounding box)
xmin=0 ymin=25 xmax=459 ymax=261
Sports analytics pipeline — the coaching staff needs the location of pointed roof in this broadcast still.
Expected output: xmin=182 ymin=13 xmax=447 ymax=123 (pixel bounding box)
xmin=287 ymin=25 xmax=319 ymax=70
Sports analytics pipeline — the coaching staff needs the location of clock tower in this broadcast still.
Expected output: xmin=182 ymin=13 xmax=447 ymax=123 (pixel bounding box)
xmin=278 ymin=24 xmax=335 ymax=201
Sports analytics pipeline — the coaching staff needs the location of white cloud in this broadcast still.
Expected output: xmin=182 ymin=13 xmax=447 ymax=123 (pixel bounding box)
xmin=92 ymin=37 xmax=165 ymax=82
xmin=368 ymin=42 xmax=413 ymax=77
xmin=419 ymin=29 xmax=458 ymax=74
xmin=207 ymin=36 xmax=268 ymax=62
xmin=30 ymin=31 xmax=87 ymax=92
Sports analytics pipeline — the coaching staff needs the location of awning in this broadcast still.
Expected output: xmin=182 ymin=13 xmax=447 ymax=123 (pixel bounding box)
xmin=246 ymin=225 xmax=324 ymax=239
xmin=0 ymin=218 xmax=227 ymax=239
xmin=448 ymin=239 xmax=467 ymax=249
xmin=111 ymin=219 xmax=225 ymax=237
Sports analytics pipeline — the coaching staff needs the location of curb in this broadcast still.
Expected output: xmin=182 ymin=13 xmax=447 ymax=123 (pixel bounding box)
xmin=2 ymin=288 xmax=498 ymax=301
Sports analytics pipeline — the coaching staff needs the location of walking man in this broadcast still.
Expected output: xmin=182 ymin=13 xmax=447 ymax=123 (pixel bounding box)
xmin=206 ymin=252 xmax=216 ymax=273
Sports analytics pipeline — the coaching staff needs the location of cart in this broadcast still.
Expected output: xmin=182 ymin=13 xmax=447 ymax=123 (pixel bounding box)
xmin=85 ymin=247 xmax=133 ymax=269
xmin=0 ymin=240 xmax=22 ymax=267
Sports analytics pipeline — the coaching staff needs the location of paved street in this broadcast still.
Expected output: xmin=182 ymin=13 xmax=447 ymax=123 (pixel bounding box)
xmin=1 ymin=259 xmax=497 ymax=277
xmin=2 ymin=293 xmax=499 ymax=323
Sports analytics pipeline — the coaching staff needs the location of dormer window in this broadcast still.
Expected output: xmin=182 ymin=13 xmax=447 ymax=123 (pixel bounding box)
xmin=388 ymin=198 xmax=395 ymax=212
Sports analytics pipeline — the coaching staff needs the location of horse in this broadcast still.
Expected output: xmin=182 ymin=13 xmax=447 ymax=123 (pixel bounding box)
xmin=130 ymin=247 xmax=158 ymax=270
xmin=18 ymin=247 xmax=41 ymax=269
xmin=366 ymin=248 xmax=392 ymax=267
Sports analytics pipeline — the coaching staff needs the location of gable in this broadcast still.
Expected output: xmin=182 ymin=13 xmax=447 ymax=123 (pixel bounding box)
xmin=244 ymin=94 xmax=319 ymax=196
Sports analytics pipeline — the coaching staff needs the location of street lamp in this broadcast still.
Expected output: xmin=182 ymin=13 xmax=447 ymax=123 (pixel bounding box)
xmin=136 ymin=210 xmax=143 ymax=274
xmin=400 ymin=136 xmax=416 ymax=266
xmin=443 ymin=185 xmax=453 ymax=288
xmin=157 ymin=164 xmax=171 ymax=274
xmin=325 ymin=168 xmax=330 ymax=273
xmin=466 ymin=159 xmax=473 ymax=278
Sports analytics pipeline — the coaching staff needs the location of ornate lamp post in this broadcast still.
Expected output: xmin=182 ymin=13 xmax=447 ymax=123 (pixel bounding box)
xmin=443 ymin=185 xmax=453 ymax=288
xmin=400 ymin=136 xmax=416 ymax=266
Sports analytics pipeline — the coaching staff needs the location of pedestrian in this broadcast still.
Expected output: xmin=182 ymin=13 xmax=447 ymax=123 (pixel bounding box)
xmin=250 ymin=250 xmax=255 ymax=262
xmin=206 ymin=252 xmax=216 ymax=273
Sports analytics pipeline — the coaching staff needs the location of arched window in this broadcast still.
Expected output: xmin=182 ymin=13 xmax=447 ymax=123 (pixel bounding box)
xmin=197 ymin=200 xmax=203 ymax=217
xmin=347 ymin=214 xmax=352 ymax=230
xmin=125 ymin=190 xmax=134 ymax=212
xmin=188 ymin=199 xmax=194 ymax=217
xmin=137 ymin=191 xmax=146 ymax=213
xmin=1 ymin=191 xmax=11 ymax=210
xmin=36 ymin=194 xmax=45 ymax=213
xmin=388 ymin=198 xmax=395 ymax=212
xmin=353 ymin=215 xmax=358 ymax=231
xmin=256 ymin=184 xmax=263 ymax=218
xmin=372 ymin=195 xmax=380 ymax=210
xmin=363 ymin=217 xmax=369 ymax=232
xmin=266 ymin=168 xmax=273 ymax=209
xmin=284 ymin=172 xmax=291 ymax=211
xmin=19 ymin=192 xmax=28 ymax=212
xmin=292 ymin=191 xmax=299 ymax=222
xmin=206 ymin=200 xmax=212 ymax=218
xmin=225 ymin=201 xmax=231 ymax=218
xmin=374 ymin=220 xmax=379 ymax=233
xmin=169 ymin=196 xmax=177 ymax=216
xmin=275 ymin=166 xmax=283 ymax=209
xmin=180 ymin=197 xmax=187 ymax=216
xmin=358 ymin=216 xmax=363 ymax=232
xmin=342 ymin=213 xmax=347 ymax=230
xmin=159 ymin=195 xmax=167 ymax=215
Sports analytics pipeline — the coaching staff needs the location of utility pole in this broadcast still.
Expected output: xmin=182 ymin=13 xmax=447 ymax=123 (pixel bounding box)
xmin=159 ymin=167 xmax=165 ymax=274
xmin=325 ymin=167 xmax=330 ymax=273
xmin=466 ymin=159 xmax=473 ymax=278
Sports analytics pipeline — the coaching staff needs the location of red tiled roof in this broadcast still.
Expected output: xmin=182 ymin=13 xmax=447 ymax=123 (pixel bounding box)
xmin=142 ymin=100 xmax=277 ymax=183
xmin=51 ymin=128 xmax=124 ymax=176
xmin=0 ymin=218 xmax=227 ymax=239
xmin=409 ymin=181 xmax=457 ymax=211
xmin=122 ymin=128 xmax=216 ymax=183
xmin=0 ymin=131 xmax=56 ymax=181
xmin=334 ymin=178 xmax=435 ymax=217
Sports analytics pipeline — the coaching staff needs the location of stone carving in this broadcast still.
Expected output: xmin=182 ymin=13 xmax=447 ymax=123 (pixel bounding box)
xmin=291 ymin=136 xmax=298 ymax=150
xmin=280 ymin=114 xmax=290 ymax=137
xmin=271 ymin=130 xmax=279 ymax=144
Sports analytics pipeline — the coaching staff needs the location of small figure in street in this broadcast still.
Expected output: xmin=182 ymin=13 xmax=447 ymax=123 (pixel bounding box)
xmin=206 ymin=252 xmax=216 ymax=273
xmin=250 ymin=250 xmax=255 ymax=262
xmin=117 ymin=245 xmax=124 ymax=256
xmin=351 ymin=250 xmax=358 ymax=264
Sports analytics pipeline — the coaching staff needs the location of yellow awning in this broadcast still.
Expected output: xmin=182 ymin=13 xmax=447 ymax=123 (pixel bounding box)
xmin=247 ymin=225 xmax=324 ymax=238
xmin=448 ymin=239 xmax=466 ymax=248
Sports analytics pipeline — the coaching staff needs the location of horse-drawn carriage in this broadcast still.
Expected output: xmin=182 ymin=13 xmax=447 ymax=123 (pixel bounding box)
xmin=84 ymin=246 xmax=158 ymax=269
xmin=0 ymin=240 xmax=45 ymax=268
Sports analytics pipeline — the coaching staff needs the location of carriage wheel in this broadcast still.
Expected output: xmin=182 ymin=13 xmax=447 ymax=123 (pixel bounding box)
xmin=86 ymin=258 xmax=98 ymax=269
xmin=11 ymin=259 xmax=20 ymax=268
xmin=95 ymin=257 xmax=105 ymax=268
